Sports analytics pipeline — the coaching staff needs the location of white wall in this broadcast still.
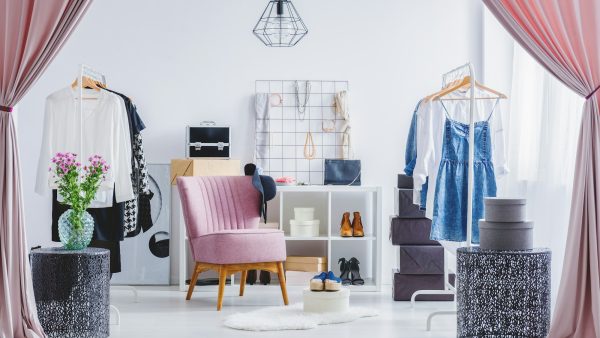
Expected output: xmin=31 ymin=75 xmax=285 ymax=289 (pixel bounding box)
xmin=17 ymin=0 xmax=484 ymax=284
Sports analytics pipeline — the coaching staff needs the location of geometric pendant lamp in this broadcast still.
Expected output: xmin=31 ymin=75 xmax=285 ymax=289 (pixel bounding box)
xmin=253 ymin=0 xmax=308 ymax=47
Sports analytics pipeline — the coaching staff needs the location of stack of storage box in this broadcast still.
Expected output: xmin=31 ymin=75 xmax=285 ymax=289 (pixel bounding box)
xmin=390 ymin=174 xmax=454 ymax=301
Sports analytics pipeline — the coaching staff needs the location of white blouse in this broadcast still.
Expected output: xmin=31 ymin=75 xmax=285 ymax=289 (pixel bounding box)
xmin=35 ymin=87 xmax=134 ymax=205
xmin=412 ymin=92 xmax=508 ymax=219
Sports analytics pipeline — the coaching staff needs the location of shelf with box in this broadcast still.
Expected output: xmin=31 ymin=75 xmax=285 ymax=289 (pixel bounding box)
xmin=269 ymin=185 xmax=383 ymax=292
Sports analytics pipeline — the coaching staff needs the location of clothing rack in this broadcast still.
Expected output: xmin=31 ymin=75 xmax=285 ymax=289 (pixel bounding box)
xmin=76 ymin=64 xmax=106 ymax=168
xmin=408 ymin=63 xmax=477 ymax=330
xmin=75 ymin=64 xmax=138 ymax=326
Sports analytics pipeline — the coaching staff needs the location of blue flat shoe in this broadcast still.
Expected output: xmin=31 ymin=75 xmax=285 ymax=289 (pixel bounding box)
xmin=310 ymin=272 xmax=327 ymax=291
xmin=325 ymin=271 xmax=342 ymax=291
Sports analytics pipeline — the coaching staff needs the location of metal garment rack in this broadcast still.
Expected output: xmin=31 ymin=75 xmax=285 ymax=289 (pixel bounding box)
xmin=254 ymin=80 xmax=349 ymax=185
xmin=408 ymin=63 xmax=477 ymax=331
xmin=76 ymin=64 xmax=138 ymax=326
xmin=76 ymin=64 xmax=105 ymax=163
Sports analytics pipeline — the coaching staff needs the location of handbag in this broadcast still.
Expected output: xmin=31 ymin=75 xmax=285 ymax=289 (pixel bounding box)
xmin=324 ymin=159 xmax=361 ymax=186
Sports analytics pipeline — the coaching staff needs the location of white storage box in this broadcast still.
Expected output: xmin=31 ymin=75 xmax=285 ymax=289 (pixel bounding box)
xmin=290 ymin=220 xmax=320 ymax=237
xmin=303 ymin=288 xmax=350 ymax=313
xmin=294 ymin=208 xmax=315 ymax=221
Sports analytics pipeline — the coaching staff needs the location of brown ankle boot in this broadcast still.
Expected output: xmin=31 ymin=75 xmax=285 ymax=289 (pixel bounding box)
xmin=340 ymin=212 xmax=353 ymax=237
xmin=352 ymin=212 xmax=364 ymax=237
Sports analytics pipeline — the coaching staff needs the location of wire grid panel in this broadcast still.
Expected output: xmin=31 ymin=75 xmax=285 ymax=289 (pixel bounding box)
xmin=255 ymin=80 xmax=349 ymax=185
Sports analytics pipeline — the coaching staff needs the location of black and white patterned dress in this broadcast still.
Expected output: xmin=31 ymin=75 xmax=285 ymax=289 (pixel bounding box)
xmin=123 ymin=133 xmax=150 ymax=235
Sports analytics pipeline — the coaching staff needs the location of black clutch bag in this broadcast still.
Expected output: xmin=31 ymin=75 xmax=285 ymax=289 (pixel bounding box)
xmin=324 ymin=159 xmax=361 ymax=186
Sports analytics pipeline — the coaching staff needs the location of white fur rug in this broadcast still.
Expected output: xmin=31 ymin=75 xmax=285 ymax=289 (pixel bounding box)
xmin=224 ymin=303 xmax=378 ymax=331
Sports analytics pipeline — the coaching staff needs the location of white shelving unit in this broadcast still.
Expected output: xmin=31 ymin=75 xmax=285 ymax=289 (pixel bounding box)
xmin=276 ymin=185 xmax=383 ymax=292
xmin=176 ymin=185 xmax=383 ymax=293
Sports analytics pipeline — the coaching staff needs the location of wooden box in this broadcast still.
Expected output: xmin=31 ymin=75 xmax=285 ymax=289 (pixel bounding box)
xmin=285 ymin=256 xmax=327 ymax=272
xmin=170 ymin=159 xmax=240 ymax=185
xmin=285 ymin=271 xmax=315 ymax=286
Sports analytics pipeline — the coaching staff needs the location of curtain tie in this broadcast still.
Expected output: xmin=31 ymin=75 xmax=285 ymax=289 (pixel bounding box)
xmin=586 ymin=84 xmax=600 ymax=100
xmin=0 ymin=105 xmax=13 ymax=112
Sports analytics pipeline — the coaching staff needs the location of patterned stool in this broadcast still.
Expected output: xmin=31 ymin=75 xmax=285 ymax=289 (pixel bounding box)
xmin=456 ymin=247 xmax=551 ymax=338
xmin=31 ymin=247 xmax=110 ymax=338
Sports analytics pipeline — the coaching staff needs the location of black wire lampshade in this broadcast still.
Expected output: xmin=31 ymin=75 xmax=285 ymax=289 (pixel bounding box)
xmin=253 ymin=0 xmax=308 ymax=47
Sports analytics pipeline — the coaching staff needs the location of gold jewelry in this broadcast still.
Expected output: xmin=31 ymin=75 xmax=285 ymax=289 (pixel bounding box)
xmin=322 ymin=120 xmax=335 ymax=132
xmin=304 ymin=132 xmax=316 ymax=160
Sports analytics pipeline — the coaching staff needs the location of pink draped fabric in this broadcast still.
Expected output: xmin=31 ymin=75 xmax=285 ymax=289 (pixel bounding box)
xmin=0 ymin=1 xmax=93 ymax=337
xmin=483 ymin=1 xmax=600 ymax=337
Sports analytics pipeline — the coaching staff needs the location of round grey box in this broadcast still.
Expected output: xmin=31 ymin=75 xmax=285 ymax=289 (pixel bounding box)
xmin=484 ymin=198 xmax=527 ymax=222
xmin=479 ymin=220 xmax=533 ymax=250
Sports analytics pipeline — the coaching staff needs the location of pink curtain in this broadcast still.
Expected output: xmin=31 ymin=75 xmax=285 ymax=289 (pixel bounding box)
xmin=0 ymin=1 xmax=93 ymax=337
xmin=483 ymin=1 xmax=600 ymax=337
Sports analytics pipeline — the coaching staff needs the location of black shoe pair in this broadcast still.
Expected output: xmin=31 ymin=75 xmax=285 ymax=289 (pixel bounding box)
xmin=338 ymin=257 xmax=365 ymax=286
xmin=246 ymin=270 xmax=271 ymax=285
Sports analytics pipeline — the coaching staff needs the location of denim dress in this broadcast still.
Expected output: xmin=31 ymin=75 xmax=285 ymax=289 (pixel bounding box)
xmin=430 ymin=103 xmax=498 ymax=243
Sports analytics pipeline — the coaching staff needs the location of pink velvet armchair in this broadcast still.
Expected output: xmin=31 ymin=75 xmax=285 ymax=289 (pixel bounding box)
xmin=177 ymin=176 xmax=288 ymax=310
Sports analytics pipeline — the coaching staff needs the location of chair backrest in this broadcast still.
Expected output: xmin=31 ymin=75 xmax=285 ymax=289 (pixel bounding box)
xmin=176 ymin=176 xmax=261 ymax=238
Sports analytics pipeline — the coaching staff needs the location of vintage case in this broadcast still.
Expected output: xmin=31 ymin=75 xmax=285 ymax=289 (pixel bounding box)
xmin=186 ymin=122 xmax=231 ymax=158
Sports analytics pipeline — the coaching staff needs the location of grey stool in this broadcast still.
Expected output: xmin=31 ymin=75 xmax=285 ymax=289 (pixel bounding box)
xmin=456 ymin=247 xmax=551 ymax=338
xmin=31 ymin=247 xmax=110 ymax=338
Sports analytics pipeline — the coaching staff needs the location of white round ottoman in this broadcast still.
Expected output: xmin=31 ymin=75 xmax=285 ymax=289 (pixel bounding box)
xmin=303 ymin=288 xmax=350 ymax=313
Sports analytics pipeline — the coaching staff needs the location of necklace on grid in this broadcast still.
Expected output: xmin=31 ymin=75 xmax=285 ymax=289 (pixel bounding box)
xmin=295 ymin=80 xmax=311 ymax=120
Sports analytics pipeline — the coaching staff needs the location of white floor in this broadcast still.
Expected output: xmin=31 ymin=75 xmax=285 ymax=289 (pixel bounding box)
xmin=108 ymin=286 xmax=457 ymax=338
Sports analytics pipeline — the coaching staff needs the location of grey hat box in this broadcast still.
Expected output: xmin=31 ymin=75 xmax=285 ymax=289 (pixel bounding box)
xmin=484 ymin=197 xmax=527 ymax=222
xmin=397 ymin=174 xmax=414 ymax=189
xmin=392 ymin=270 xmax=455 ymax=301
xmin=394 ymin=188 xmax=426 ymax=219
xmin=479 ymin=220 xmax=533 ymax=250
xmin=399 ymin=245 xmax=444 ymax=275
xmin=389 ymin=216 xmax=440 ymax=246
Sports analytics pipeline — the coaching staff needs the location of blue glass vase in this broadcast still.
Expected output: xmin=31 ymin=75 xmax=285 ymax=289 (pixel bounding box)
xmin=58 ymin=209 xmax=94 ymax=250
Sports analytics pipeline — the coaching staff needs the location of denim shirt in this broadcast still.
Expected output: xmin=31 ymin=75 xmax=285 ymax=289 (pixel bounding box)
xmin=404 ymin=100 xmax=427 ymax=210
xmin=404 ymin=100 xmax=421 ymax=176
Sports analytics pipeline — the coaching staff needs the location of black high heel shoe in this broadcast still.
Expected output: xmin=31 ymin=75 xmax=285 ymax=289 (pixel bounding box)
xmin=259 ymin=270 xmax=271 ymax=285
xmin=348 ymin=257 xmax=365 ymax=286
xmin=247 ymin=270 xmax=257 ymax=285
xmin=338 ymin=258 xmax=352 ymax=285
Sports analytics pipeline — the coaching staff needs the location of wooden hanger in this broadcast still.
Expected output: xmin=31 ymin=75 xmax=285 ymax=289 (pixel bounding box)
xmin=426 ymin=76 xmax=507 ymax=101
xmin=71 ymin=76 xmax=106 ymax=99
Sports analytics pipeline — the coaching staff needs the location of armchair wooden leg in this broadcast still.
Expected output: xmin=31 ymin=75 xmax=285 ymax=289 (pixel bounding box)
xmin=186 ymin=263 xmax=201 ymax=300
xmin=239 ymin=270 xmax=247 ymax=297
xmin=217 ymin=266 xmax=228 ymax=311
xmin=276 ymin=262 xmax=289 ymax=306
